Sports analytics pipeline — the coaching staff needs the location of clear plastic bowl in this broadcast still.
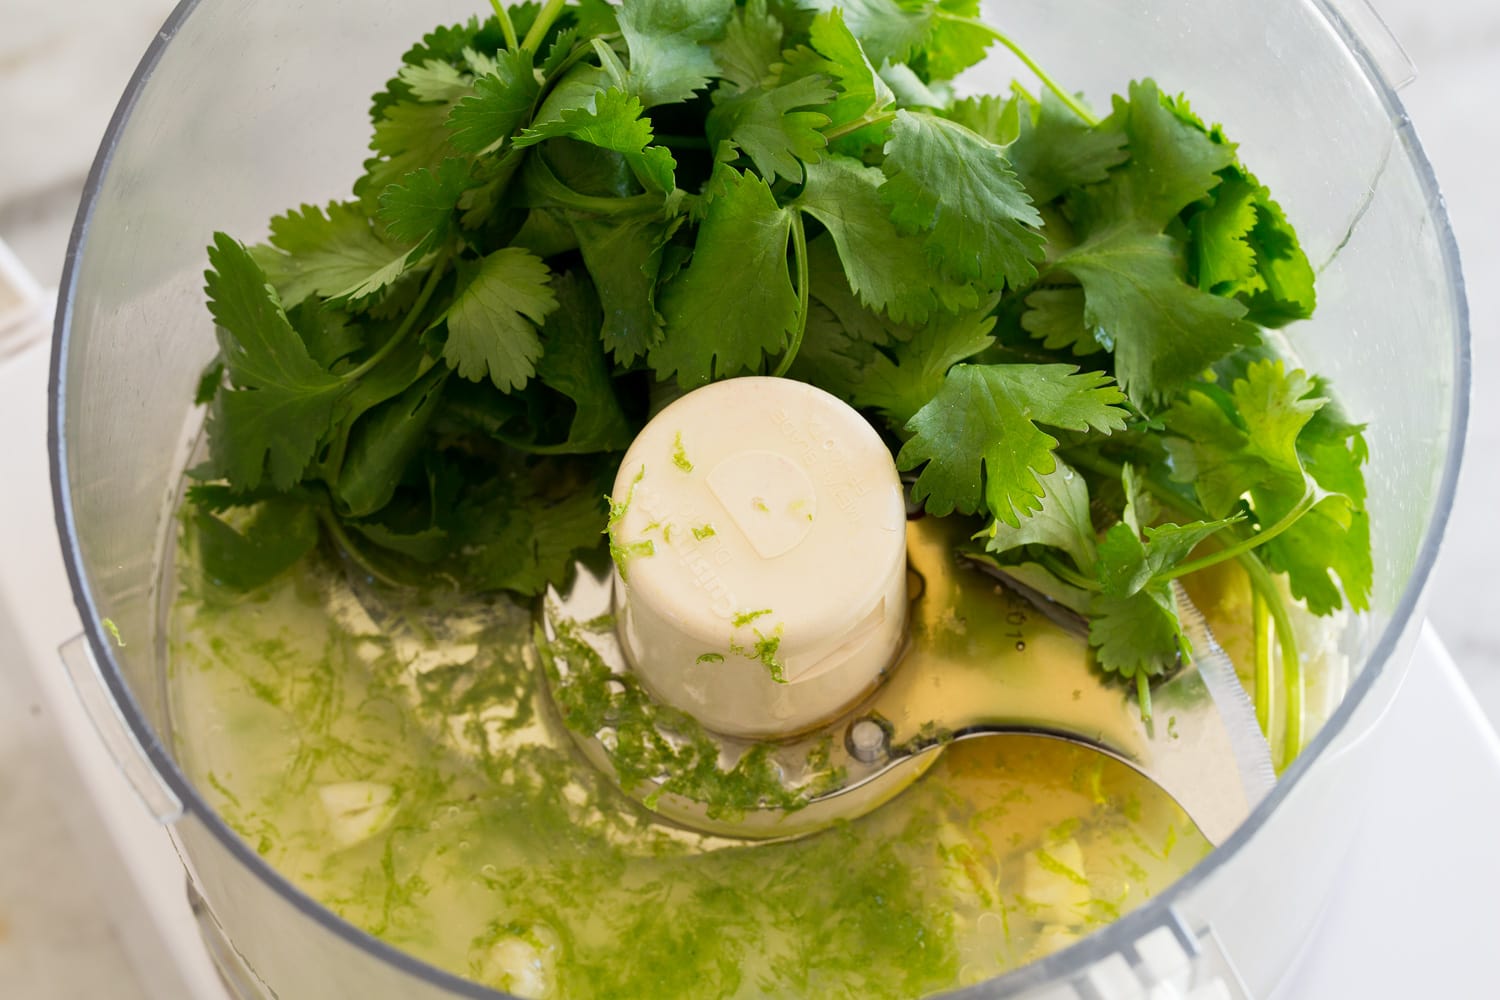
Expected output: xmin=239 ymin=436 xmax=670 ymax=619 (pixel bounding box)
xmin=49 ymin=0 xmax=1468 ymax=996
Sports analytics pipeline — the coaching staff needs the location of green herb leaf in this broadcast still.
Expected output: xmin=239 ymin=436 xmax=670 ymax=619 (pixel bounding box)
xmin=984 ymin=461 xmax=1097 ymax=572
xmin=711 ymin=0 xmax=783 ymax=93
xmin=1054 ymin=227 xmax=1259 ymax=405
xmin=618 ymin=0 xmax=735 ymax=107
xmin=515 ymin=87 xmax=656 ymax=152
xmin=1089 ymin=585 xmax=1188 ymax=679
xmin=203 ymin=233 xmax=347 ymax=491
xmin=651 ymin=167 xmax=797 ymax=386
xmin=438 ymin=247 xmax=560 ymax=391
xmin=193 ymin=496 xmax=320 ymax=593
xmin=1020 ymin=287 xmax=1102 ymax=356
xmin=530 ymin=271 xmax=634 ymax=453
xmin=570 ymin=214 xmax=672 ymax=364
xmin=253 ymin=202 xmax=407 ymax=308
xmin=1008 ymin=91 xmax=1127 ymax=204
xmin=334 ymin=366 xmax=448 ymax=517
xmin=1163 ymin=359 xmax=1323 ymax=519
xmin=796 ymin=155 xmax=981 ymax=323
xmin=446 ymin=49 xmax=542 ymax=154
xmin=879 ymin=109 xmax=1044 ymax=292
xmin=898 ymin=363 xmax=1129 ymax=525
xmin=708 ymin=76 xmax=834 ymax=183
xmin=377 ymin=156 xmax=474 ymax=254
xmin=851 ymin=297 xmax=998 ymax=424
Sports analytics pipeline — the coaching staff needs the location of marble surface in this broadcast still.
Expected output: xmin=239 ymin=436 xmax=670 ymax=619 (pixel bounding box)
xmin=0 ymin=2 xmax=1496 ymax=999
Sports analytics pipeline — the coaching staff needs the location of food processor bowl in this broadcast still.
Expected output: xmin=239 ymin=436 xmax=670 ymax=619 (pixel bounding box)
xmin=49 ymin=0 xmax=1468 ymax=997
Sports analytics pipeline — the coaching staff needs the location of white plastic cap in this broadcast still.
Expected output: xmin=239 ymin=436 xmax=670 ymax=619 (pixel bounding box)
xmin=608 ymin=377 xmax=908 ymax=738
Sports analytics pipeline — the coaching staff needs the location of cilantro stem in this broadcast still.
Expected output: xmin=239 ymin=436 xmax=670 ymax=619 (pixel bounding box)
xmin=1153 ymin=487 xmax=1319 ymax=583
xmin=488 ymin=0 xmax=519 ymax=52
xmin=1240 ymin=549 xmax=1302 ymax=767
xmin=771 ymin=214 xmax=810 ymax=379
xmin=1038 ymin=551 xmax=1100 ymax=593
xmin=823 ymin=111 xmax=895 ymax=143
xmin=345 ymin=252 xmax=450 ymax=383
xmin=1068 ymin=449 xmax=1303 ymax=763
xmin=521 ymin=0 xmax=568 ymax=55
xmin=943 ymin=15 xmax=1099 ymax=127
xmin=318 ymin=510 xmax=407 ymax=589
xmin=1136 ymin=672 xmax=1152 ymax=723
xmin=1253 ymin=587 xmax=1274 ymax=738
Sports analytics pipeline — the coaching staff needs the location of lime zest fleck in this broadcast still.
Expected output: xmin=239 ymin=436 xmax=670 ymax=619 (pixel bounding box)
xmin=672 ymin=431 xmax=693 ymax=473
xmin=696 ymin=652 xmax=725 ymax=664
xmin=1033 ymin=849 xmax=1090 ymax=887
xmin=605 ymin=465 xmax=654 ymax=580
xmin=751 ymin=497 xmax=769 ymax=512
xmin=102 ymin=617 xmax=126 ymax=647
xmin=730 ymin=624 xmax=787 ymax=683
xmin=692 ymin=523 xmax=716 ymax=541
xmin=731 ymin=608 xmax=773 ymax=628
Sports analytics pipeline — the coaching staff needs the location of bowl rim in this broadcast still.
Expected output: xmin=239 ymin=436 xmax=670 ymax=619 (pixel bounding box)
xmin=46 ymin=1 xmax=1472 ymax=996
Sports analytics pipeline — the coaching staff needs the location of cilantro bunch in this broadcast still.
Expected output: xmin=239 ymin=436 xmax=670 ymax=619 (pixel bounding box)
xmin=190 ymin=0 xmax=1370 ymax=753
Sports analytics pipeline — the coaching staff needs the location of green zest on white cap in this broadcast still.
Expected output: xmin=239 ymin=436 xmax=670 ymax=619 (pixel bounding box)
xmin=607 ymin=377 xmax=908 ymax=738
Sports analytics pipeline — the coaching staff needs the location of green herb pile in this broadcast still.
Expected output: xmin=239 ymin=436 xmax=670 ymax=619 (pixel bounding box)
xmin=190 ymin=0 xmax=1370 ymax=756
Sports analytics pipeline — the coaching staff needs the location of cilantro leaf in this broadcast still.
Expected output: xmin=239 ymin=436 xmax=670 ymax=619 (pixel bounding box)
xmin=377 ymin=156 xmax=474 ymax=254
xmin=803 ymin=233 xmax=911 ymax=346
xmin=1164 ymin=359 xmax=1370 ymax=613
xmin=1089 ymin=586 xmax=1188 ymax=679
xmin=1095 ymin=517 xmax=1239 ymax=598
xmin=796 ymin=155 xmax=981 ymax=323
xmin=359 ymin=100 xmax=466 ymax=204
xmin=1163 ymin=359 xmax=1323 ymax=519
xmin=530 ymin=271 xmax=634 ymax=453
xmin=712 ymin=0 xmax=783 ymax=93
xmin=335 ymin=366 xmax=448 ymax=517
xmin=438 ymin=247 xmax=560 ymax=390
xmin=193 ymin=496 xmax=320 ymax=593
xmin=799 ymin=0 xmax=932 ymax=67
xmin=515 ymin=87 xmax=656 ymax=152
xmin=446 ymin=49 xmax=542 ymax=154
xmin=1236 ymin=185 xmax=1317 ymax=327
xmin=618 ymin=0 xmax=735 ymax=107
xmin=456 ymin=472 xmax=608 ymax=595
xmin=1054 ymin=227 xmax=1259 ymax=405
xmin=1190 ymin=175 xmax=1259 ymax=292
xmin=879 ymin=110 xmax=1044 ymax=292
xmin=253 ymin=202 xmax=408 ymax=308
xmin=398 ymin=59 xmax=471 ymax=103
xmin=1008 ymin=91 xmax=1128 ymax=204
xmin=919 ymin=0 xmax=995 ymax=80
xmin=651 ymin=167 xmax=797 ymax=387
xmin=203 ymin=233 xmax=348 ymax=491
xmin=984 ymin=461 xmax=1097 ymax=572
xmin=852 ymin=297 xmax=998 ymax=424
xmin=798 ymin=9 xmax=893 ymax=129
xmin=708 ymin=76 xmax=834 ymax=183
xmin=1095 ymin=79 xmax=1236 ymax=231
xmin=898 ymin=363 xmax=1129 ymax=525
xmin=942 ymin=93 xmax=1021 ymax=146
xmin=571 ymin=214 xmax=672 ymax=364
xmin=1020 ymin=287 xmax=1103 ymax=356
xmin=1260 ymin=497 xmax=1371 ymax=614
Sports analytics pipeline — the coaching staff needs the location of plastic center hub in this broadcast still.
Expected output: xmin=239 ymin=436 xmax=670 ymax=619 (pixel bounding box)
xmin=608 ymin=377 xmax=908 ymax=738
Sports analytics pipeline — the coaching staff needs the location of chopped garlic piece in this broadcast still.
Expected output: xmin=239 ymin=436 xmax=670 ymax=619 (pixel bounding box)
xmin=317 ymin=782 xmax=397 ymax=847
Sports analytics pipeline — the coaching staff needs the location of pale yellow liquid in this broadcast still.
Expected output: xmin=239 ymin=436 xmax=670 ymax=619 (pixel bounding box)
xmin=168 ymin=541 xmax=1211 ymax=998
